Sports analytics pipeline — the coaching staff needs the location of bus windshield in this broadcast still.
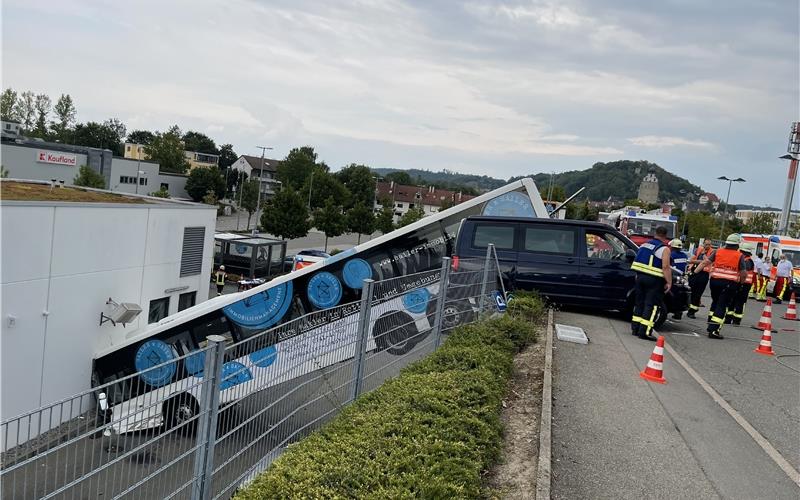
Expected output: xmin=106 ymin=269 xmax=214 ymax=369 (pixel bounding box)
xmin=626 ymin=218 xmax=675 ymax=239
xmin=782 ymin=250 xmax=800 ymax=267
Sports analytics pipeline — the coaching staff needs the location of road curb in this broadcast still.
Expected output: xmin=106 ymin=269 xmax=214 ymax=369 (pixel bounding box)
xmin=535 ymin=308 xmax=554 ymax=500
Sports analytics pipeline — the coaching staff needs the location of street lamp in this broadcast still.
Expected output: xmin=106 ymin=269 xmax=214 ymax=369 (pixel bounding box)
xmin=135 ymin=170 xmax=146 ymax=194
xmin=307 ymin=170 xmax=315 ymax=210
xmin=253 ymin=146 xmax=273 ymax=235
xmin=718 ymin=176 xmax=745 ymax=239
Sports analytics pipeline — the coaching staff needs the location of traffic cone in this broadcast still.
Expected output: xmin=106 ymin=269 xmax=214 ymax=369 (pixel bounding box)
xmin=754 ymin=329 xmax=775 ymax=356
xmin=639 ymin=336 xmax=667 ymax=384
xmin=752 ymin=298 xmax=776 ymax=332
xmin=783 ymin=293 xmax=798 ymax=321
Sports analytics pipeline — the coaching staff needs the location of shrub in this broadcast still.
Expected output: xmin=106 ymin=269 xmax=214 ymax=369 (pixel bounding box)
xmin=234 ymin=295 xmax=544 ymax=499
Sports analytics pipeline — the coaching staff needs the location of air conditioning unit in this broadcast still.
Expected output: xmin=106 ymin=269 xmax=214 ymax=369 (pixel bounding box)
xmin=100 ymin=299 xmax=143 ymax=326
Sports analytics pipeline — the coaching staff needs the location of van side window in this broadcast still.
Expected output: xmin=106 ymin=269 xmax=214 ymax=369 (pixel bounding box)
xmin=524 ymin=226 xmax=576 ymax=255
xmin=472 ymin=225 xmax=515 ymax=250
xmin=585 ymin=230 xmax=627 ymax=260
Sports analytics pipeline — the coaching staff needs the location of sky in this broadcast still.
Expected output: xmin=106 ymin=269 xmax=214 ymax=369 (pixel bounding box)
xmin=2 ymin=0 xmax=798 ymax=205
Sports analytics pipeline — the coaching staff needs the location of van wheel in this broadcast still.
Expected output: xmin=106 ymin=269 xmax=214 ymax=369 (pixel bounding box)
xmin=373 ymin=311 xmax=423 ymax=355
xmin=163 ymin=394 xmax=199 ymax=434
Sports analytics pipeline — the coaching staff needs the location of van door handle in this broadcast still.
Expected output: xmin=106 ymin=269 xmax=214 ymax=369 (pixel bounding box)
xmin=566 ymin=258 xmax=575 ymax=264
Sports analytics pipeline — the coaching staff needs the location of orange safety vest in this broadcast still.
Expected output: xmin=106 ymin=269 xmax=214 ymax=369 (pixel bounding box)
xmin=694 ymin=248 xmax=712 ymax=273
xmin=743 ymin=254 xmax=754 ymax=284
xmin=710 ymin=248 xmax=741 ymax=282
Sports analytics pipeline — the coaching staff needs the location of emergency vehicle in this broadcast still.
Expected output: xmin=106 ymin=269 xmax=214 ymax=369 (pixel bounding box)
xmin=739 ymin=233 xmax=800 ymax=291
xmin=598 ymin=207 xmax=678 ymax=246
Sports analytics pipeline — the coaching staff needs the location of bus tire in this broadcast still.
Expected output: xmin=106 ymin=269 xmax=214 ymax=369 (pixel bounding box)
xmin=163 ymin=393 xmax=199 ymax=435
xmin=373 ymin=311 xmax=423 ymax=356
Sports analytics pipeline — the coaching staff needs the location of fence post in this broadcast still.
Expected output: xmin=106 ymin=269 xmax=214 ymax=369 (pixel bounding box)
xmin=492 ymin=244 xmax=508 ymax=301
xmin=351 ymin=279 xmax=374 ymax=402
xmin=431 ymin=257 xmax=451 ymax=348
xmin=191 ymin=335 xmax=226 ymax=500
xmin=479 ymin=243 xmax=494 ymax=313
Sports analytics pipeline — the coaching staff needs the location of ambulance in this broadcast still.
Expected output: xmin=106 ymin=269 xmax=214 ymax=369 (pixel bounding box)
xmin=598 ymin=207 xmax=678 ymax=246
xmin=739 ymin=233 xmax=800 ymax=292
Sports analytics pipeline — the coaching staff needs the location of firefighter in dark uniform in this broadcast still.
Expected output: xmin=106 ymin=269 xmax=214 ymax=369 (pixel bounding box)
xmin=687 ymin=239 xmax=713 ymax=319
xmin=695 ymin=234 xmax=747 ymax=339
xmin=669 ymin=239 xmax=688 ymax=320
xmin=631 ymin=226 xmax=672 ymax=341
xmin=726 ymin=242 xmax=755 ymax=325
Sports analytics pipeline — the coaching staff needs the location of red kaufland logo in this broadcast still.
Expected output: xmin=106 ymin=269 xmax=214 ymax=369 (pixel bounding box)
xmin=36 ymin=150 xmax=77 ymax=166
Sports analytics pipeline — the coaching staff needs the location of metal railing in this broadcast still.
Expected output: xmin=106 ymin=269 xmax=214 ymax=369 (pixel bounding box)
xmin=1 ymin=245 xmax=505 ymax=499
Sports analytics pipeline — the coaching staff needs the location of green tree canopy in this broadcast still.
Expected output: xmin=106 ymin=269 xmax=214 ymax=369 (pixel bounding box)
xmin=51 ymin=94 xmax=76 ymax=142
xmin=218 ymin=144 xmax=238 ymax=169
xmin=15 ymin=91 xmax=35 ymax=132
xmin=72 ymin=121 xmax=125 ymax=155
xmin=313 ymin=196 xmax=347 ymax=251
xmin=240 ymin=180 xmax=260 ymax=230
xmin=1 ymin=88 xmax=18 ymax=121
xmin=743 ymin=212 xmax=776 ymax=234
xmin=146 ymin=125 xmax=190 ymax=173
xmin=33 ymin=94 xmax=51 ymax=138
xmin=383 ymin=171 xmax=413 ymax=185
xmin=277 ymin=146 xmax=318 ymax=190
xmin=346 ymin=202 xmax=375 ymax=244
xmin=260 ymin=186 xmax=311 ymax=240
xmin=539 ymin=185 xmax=566 ymax=202
xmin=337 ymin=164 xmax=375 ymax=208
xmin=149 ymin=187 xmax=170 ymax=198
xmin=397 ymin=206 xmax=425 ymax=228
xmin=127 ymin=130 xmax=155 ymax=145
xmin=182 ymin=131 xmax=218 ymax=154
xmin=73 ymin=165 xmax=106 ymax=189
xmin=375 ymin=201 xmax=395 ymax=234
xmin=304 ymin=168 xmax=349 ymax=209
xmin=185 ymin=166 xmax=225 ymax=202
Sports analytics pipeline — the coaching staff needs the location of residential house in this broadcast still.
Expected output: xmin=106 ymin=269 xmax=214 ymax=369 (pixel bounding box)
xmin=229 ymin=155 xmax=282 ymax=199
xmin=375 ymin=181 xmax=476 ymax=222
xmin=124 ymin=142 xmax=219 ymax=171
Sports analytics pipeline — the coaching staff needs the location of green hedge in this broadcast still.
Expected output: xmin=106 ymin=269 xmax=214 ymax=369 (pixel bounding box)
xmin=235 ymin=296 xmax=543 ymax=499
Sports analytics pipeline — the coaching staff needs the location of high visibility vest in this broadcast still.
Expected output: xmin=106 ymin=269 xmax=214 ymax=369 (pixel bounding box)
xmin=742 ymin=254 xmax=754 ymax=284
xmin=671 ymin=249 xmax=688 ymax=274
xmin=631 ymin=239 xmax=665 ymax=278
xmin=215 ymin=271 xmax=226 ymax=285
xmin=710 ymin=248 xmax=741 ymax=282
xmin=693 ymin=248 xmax=712 ymax=273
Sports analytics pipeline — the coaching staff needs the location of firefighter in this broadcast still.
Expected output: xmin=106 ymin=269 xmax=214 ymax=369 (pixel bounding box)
xmin=757 ymin=252 xmax=771 ymax=301
xmin=215 ymin=265 xmax=227 ymax=295
xmin=750 ymin=251 xmax=763 ymax=299
xmin=687 ymin=239 xmax=713 ymax=319
xmin=774 ymin=254 xmax=793 ymax=303
xmin=696 ymin=234 xmax=747 ymax=339
xmin=630 ymin=226 xmax=672 ymax=341
xmin=669 ymin=239 xmax=688 ymax=320
xmin=726 ymin=242 xmax=755 ymax=325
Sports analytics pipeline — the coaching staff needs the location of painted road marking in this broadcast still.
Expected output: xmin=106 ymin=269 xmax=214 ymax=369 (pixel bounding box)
xmin=665 ymin=343 xmax=800 ymax=488
xmin=668 ymin=331 xmax=700 ymax=337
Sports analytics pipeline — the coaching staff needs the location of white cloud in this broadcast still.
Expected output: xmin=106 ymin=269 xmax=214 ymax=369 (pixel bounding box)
xmin=627 ymin=136 xmax=716 ymax=149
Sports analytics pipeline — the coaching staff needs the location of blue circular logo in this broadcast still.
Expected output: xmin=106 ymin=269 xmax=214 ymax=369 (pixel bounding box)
xmin=184 ymin=351 xmax=206 ymax=377
xmin=134 ymin=340 xmax=177 ymax=387
xmin=483 ymin=192 xmax=535 ymax=217
xmin=403 ymin=288 xmax=431 ymax=313
xmin=223 ymin=281 xmax=293 ymax=330
xmin=220 ymin=361 xmax=253 ymax=390
xmin=249 ymin=345 xmax=278 ymax=368
xmin=235 ymin=244 xmax=248 ymax=254
xmin=307 ymin=272 xmax=343 ymax=309
xmin=343 ymin=258 xmax=373 ymax=289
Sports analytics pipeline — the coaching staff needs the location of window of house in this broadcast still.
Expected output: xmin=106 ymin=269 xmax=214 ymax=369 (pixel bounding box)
xmin=160 ymin=183 xmax=169 ymax=191
xmin=126 ymin=145 xmax=130 ymax=151
xmin=148 ymin=297 xmax=170 ymax=324
xmin=178 ymin=291 xmax=196 ymax=311
xmin=139 ymin=177 xmax=147 ymax=185
xmin=396 ymin=203 xmax=404 ymax=208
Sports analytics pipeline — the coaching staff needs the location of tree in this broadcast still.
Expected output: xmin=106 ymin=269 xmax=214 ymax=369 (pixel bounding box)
xmin=303 ymin=168 xmax=349 ymax=209
xmin=240 ymin=180 xmax=260 ymax=230
xmin=51 ymin=94 xmax=76 ymax=142
xmin=346 ymin=202 xmax=375 ymax=244
xmin=104 ymin=118 xmax=127 ymax=143
xmin=313 ymin=197 xmax=347 ymax=251
xmin=149 ymin=187 xmax=170 ymax=198
xmin=743 ymin=212 xmax=776 ymax=234
xmin=384 ymin=171 xmax=413 ymax=185
xmin=218 ymin=144 xmax=237 ymax=169
xmin=397 ymin=206 xmax=425 ymax=227
xmin=277 ymin=146 xmax=317 ymax=190
xmin=127 ymin=130 xmax=155 ymax=145
xmin=337 ymin=164 xmax=375 ymax=208
xmin=72 ymin=121 xmax=125 ymax=155
xmin=15 ymin=91 xmax=35 ymax=132
xmin=185 ymin=166 xmax=225 ymax=202
xmin=146 ymin=125 xmax=190 ymax=173
xmin=227 ymin=168 xmax=248 ymax=199
xmin=32 ymin=94 xmax=52 ymax=138
xmin=439 ymin=197 xmax=456 ymax=211
xmin=260 ymin=186 xmax=311 ymax=240
xmin=1 ymin=89 xmax=18 ymax=121
xmin=182 ymin=131 xmax=218 ymax=154
xmin=539 ymin=185 xmax=566 ymax=202
xmin=683 ymin=212 xmax=722 ymax=241
xmin=375 ymin=201 xmax=395 ymax=234
xmin=72 ymin=165 xmax=106 ymax=189
xmin=1 ymin=165 xmax=9 ymax=178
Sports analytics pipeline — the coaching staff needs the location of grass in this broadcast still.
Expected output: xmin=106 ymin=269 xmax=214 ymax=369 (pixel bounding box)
xmin=1 ymin=181 xmax=147 ymax=204
xmin=234 ymin=294 xmax=544 ymax=499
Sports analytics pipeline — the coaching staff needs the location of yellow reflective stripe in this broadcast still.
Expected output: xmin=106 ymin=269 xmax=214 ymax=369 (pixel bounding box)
xmin=631 ymin=262 xmax=665 ymax=277
xmin=631 ymin=315 xmax=645 ymax=324
xmin=688 ymin=304 xmax=699 ymax=311
xmin=710 ymin=316 xmax=724 ymax=324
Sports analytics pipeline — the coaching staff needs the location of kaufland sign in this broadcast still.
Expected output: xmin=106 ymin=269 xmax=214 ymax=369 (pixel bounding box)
xmin=36 ymin=150 xmax=77 ymax=166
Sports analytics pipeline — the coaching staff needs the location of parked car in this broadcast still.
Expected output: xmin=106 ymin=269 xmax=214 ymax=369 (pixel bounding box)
xmin=292 ymin=249 xmax=331 ymax=271
xmin=453 ymin=216 xmax=690 ymax=327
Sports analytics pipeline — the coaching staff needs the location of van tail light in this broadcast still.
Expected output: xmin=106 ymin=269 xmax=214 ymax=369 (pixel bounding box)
xmin=451 ymin=256 xmax=459 ymax=271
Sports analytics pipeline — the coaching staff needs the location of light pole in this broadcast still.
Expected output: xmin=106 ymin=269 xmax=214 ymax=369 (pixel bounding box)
xmin=307 ymin=170 xmax=315 ymax=210
xmin=135 ymin=169 xmax=146 ymax=194
xmin=718 ymin=176 xmax=745 ymax=239
xmin=236 ymin=169 xmax=244 ymax=231
xmin=253 ymin=146 xmax=273 ymax=235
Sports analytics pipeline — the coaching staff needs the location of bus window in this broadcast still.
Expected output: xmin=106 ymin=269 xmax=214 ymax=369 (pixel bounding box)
xmin=772 ymin=249 xmax=780 ymax=265
xmin=756 ymin=243 xmax=763 ymax=255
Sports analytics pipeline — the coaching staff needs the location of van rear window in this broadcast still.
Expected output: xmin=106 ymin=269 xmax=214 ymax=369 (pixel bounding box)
xmin=472 ymin=225 xmax=515 ymax=250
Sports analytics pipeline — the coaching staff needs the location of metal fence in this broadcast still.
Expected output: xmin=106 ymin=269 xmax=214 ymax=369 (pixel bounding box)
xmin=1 ymin=246 xmax=506 ymax=500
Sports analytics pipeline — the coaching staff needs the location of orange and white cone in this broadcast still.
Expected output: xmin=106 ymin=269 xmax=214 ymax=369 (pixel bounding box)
xmin=754 ymin=329 xmax=775 ymax=356
xmin=752 ymin=298 xmax=776 ymax=332
xmin=783 ymin=293 xmax=798 ymax=321
xmin=639 ymin=335 xmax=667 ymax=384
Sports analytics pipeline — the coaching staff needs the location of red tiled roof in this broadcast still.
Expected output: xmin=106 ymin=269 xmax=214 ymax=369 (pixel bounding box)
xmin=376 ymin=181 xmax=476 ymax=207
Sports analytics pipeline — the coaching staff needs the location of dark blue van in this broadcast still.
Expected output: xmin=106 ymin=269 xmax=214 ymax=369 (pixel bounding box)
xmin=454 ymin=216 xmax=690 ymax=326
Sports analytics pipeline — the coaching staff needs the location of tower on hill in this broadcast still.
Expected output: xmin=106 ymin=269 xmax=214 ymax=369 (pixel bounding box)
xmin=638 ymin=171 xmax=659 ymax=204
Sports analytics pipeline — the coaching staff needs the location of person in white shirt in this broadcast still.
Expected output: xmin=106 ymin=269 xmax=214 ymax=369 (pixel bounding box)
xmin=750 ymin=253 xmax=763 ymax=298
xmin=774 ymin=254 xmax=793 ymax=303
xmin=756 ymin=253 xmax=771 ymax=301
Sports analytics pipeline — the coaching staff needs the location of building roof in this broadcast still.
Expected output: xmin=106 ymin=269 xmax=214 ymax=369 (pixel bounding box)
xmin=702 ymin=192 xmax=720 ymax=202
xmin=0 ymin=179 xmax=207 ymax=207
xmin=238 ymin=155 xmax=281 ymax=172
xmin=376 ymin=181 xmax=476 ymax=207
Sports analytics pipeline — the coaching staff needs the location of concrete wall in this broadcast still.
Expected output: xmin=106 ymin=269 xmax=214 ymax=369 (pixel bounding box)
xmin=158 ymin=172 xmax=190 ymax=200
xmin=1 ymin=142 xmax=88 ymax=184
xmin=108 ymin=157 xmax=160 ymax=194
xmin=0 ymin=202 xmax=216 ymax=431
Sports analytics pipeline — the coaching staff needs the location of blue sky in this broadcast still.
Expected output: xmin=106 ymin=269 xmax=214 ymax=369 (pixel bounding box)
xmin=2 ymin=0 xmax=798 ymax=205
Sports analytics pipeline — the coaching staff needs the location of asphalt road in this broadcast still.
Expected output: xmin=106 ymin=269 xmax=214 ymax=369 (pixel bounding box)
xmin=552 ymin=292 xmax=800 ymax=499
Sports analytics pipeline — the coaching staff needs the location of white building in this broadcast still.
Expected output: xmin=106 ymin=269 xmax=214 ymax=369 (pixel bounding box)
xmin=1 ymin=180 xmax=216 ymax=430
xmin=229 ymin=155 xmax=282 ymax=199
xmin=375 ymin=181 xmax=476 ymax=222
